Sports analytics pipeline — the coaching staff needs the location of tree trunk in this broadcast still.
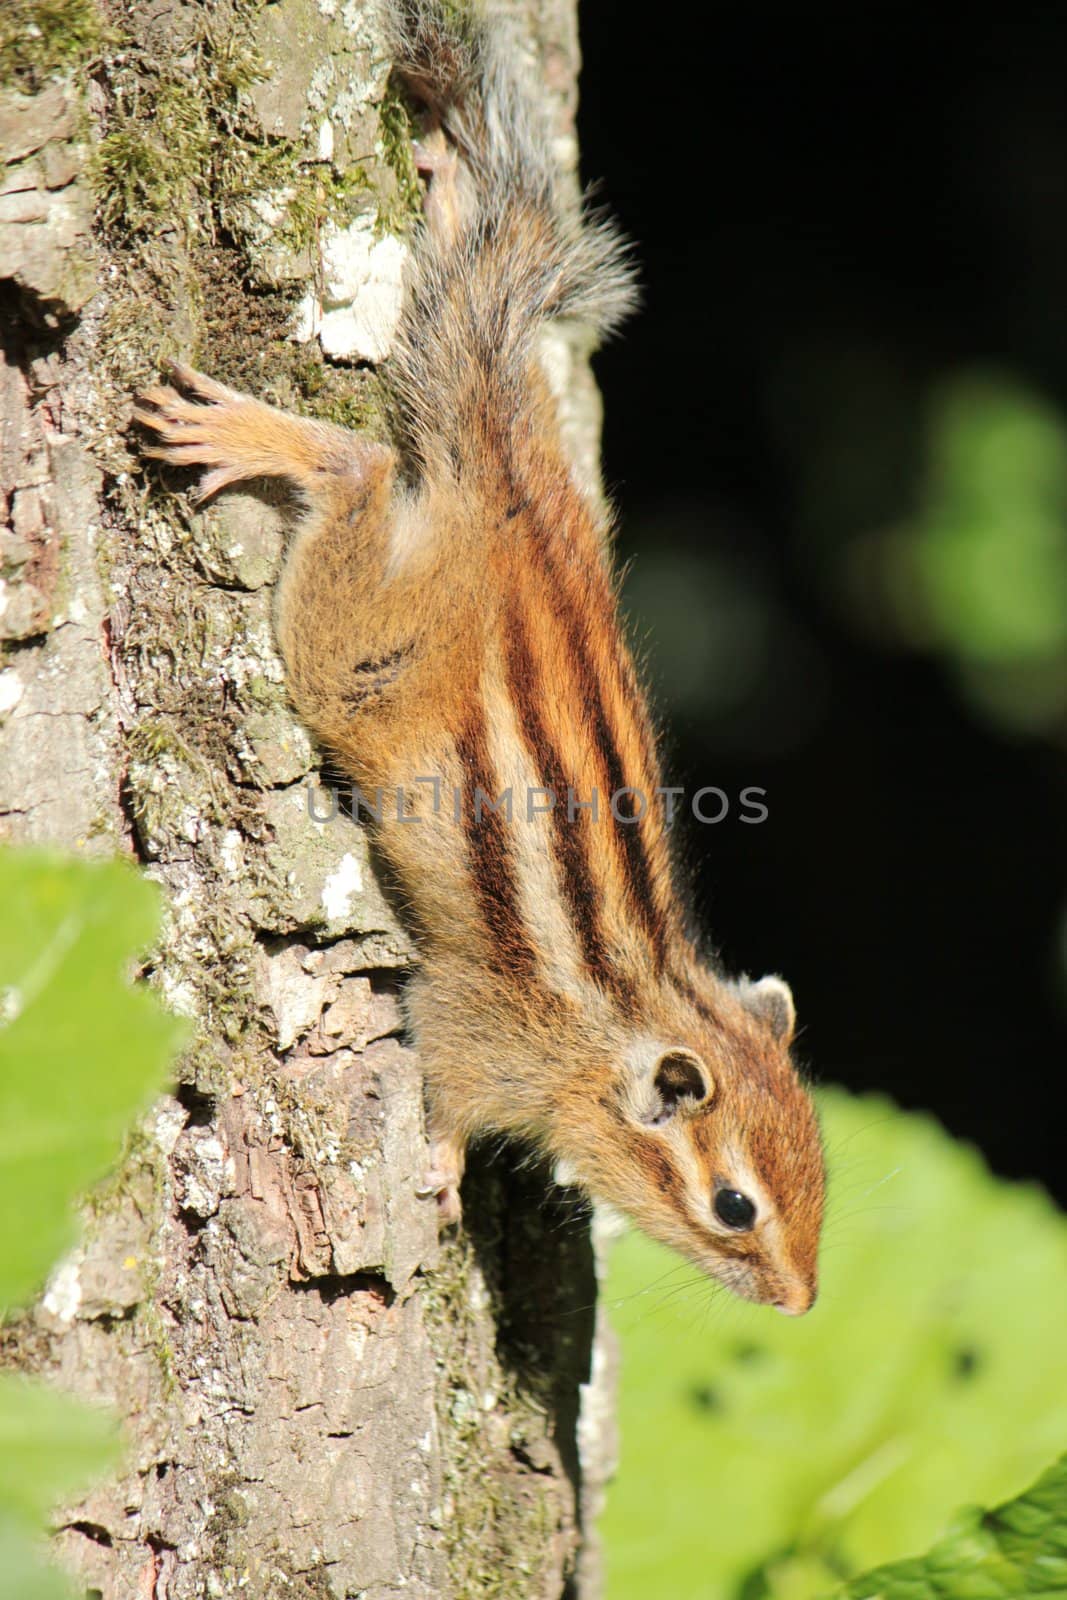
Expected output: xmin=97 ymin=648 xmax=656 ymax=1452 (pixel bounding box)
xmin=0 ymin=3 xmax=615 ymax=1595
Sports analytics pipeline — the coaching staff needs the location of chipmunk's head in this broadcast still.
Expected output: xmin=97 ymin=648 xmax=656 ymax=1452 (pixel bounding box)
xmin=571 ymin=974 xmax=825 ymax=1314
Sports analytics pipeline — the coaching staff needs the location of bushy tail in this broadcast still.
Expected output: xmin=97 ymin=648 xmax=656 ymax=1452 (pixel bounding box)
xmin=385 ymin=0 xmax=636 ymax=474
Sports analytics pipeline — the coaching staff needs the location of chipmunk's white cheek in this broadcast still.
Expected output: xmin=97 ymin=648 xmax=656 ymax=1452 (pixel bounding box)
xmin=706 ymin=1253 xmax=761 ymax=1303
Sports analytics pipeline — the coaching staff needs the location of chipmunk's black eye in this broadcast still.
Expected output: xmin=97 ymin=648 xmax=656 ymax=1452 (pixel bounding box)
xmin=714 ymin=1188 xmax=756 ymax=1230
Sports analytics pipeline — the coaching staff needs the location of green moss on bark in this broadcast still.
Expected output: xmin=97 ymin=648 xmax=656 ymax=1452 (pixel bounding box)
xmin=0 ymin=0 xmax=105 ymax=90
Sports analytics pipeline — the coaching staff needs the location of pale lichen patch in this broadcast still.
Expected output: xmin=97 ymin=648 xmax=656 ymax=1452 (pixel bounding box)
xmin=0 ymin=667 xmax=24 ymax=715
xmin=320 ymin=850 xmax=363 ymax=921
xmin=42 ymin=1255 xmax=83 ymax=1322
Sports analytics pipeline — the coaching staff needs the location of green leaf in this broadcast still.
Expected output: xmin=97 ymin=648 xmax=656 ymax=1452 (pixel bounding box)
xmin=0 ymin=1375 xmax=118 ymax=1530
xmin=872 ymin=374 xmax=1067 ymax=734
xmin=0 ymin=849 xmax=186 ymax=1600
xmin=0 ymin=849 xmax=186 ymax=1310
xmin=907 ymin=376 xmax=1067 ymax=664
xmin=602 ymin=1088 xmax=1067 ymax=1600
xmin=830 ymin=1454 xmax=1067 ymax=1600
xmin=0 ymin=1514 xmax=75 ymax=1600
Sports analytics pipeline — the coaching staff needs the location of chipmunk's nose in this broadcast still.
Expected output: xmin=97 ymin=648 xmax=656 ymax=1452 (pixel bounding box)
xmin=775 ymin=1279 xmax=817 ymax=1316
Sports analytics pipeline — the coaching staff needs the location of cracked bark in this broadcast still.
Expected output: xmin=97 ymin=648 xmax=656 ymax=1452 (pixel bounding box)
xmin=0 ymin=2 xmax=616 ymax=1596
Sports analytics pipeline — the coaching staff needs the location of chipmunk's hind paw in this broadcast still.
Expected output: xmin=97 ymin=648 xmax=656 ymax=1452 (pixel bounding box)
xmin=164 ymin=362 xmax=242 ymax=405
xmin=133 ymin=365 xmax=252 ymax=501
xmin=416 ymin=1134 xmax=466 ymax=1228
xmin=409 ymin=116 xmax=468 ymax=245
xmin=134 ymin=362 xmax=364 ymax=501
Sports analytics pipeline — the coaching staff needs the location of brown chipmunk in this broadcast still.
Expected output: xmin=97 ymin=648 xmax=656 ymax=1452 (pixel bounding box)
xmin=136 ymin=0 xmax=825 ymax=1313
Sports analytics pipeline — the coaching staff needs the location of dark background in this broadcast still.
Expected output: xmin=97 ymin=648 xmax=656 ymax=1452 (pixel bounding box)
xmin=577 ymin=10 xmax=1067 ymax=1202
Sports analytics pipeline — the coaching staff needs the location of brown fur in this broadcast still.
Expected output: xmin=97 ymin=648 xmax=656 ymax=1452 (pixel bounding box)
xmin=134 ymin=0 xmax=825 ymax=1313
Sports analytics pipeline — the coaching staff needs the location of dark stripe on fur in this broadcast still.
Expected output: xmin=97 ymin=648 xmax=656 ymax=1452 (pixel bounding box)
xmin=672 ymin=975 xmax=721 ymax=1027
xmin=455 ymin=707 xmax=538 ymax=980
xmin=619 ymin=1129 xmax=681 ymax=1199
xmin=502 ymin=596 xmax=634 ymax=999
xmin=518 ymin=500 xmax=669 ymax=970
xmin=341 ymin=646 xmax=411 ymax=714
xmin=588 ymin=665 xmax=667 ymax=969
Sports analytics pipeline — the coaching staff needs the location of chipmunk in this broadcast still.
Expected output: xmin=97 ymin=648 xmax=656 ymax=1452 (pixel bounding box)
xmin=135 ymin=0 xmax=825 ymax=1314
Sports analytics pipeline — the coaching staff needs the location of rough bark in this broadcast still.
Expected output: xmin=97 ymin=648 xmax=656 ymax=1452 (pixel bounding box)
xmin=0 ymin=3 xmax=615 ymax=1595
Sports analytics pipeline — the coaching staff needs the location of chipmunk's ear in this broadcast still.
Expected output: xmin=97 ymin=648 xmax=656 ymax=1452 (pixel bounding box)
xmin=628 ymin=1048 xmax=714 ymax=1127
xmin=737 ymin=975 xmax=795 ymax=1046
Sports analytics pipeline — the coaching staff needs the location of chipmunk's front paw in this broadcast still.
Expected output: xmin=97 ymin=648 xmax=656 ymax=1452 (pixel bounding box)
xmin=416 ymin=1134 xmax=466 ymax=1227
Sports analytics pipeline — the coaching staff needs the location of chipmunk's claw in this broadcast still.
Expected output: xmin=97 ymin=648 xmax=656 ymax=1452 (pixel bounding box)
xmin=416 ymin=1169 xmax=462 ymax=1226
